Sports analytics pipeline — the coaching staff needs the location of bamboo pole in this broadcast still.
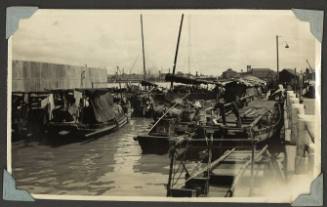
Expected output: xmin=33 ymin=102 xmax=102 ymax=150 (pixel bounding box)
xmin=148 ymin=92 xmax=190 ymax=133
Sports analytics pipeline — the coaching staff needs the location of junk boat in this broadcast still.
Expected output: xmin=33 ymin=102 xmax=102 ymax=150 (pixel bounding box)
xmin=181 ymin=97 xmax=283 ymax=160
xmin=134 ymin=76 xmax=218 ymax=154
xmin=129 ymin=80 xmax=159 ymax=118
xmin=166 ymin=89 xmax=286 ymax=197
xmin=134 ymin=75 xmax=261 ymax=155
xmin=134 ymin=118 xmax=188 ymax=154
xmin=45 ymin=88 xmax=128 ymax=138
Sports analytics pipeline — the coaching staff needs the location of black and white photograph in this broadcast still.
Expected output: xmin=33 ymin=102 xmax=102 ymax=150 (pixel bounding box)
xmin=7 ymin=9 xmax=322 ymax=202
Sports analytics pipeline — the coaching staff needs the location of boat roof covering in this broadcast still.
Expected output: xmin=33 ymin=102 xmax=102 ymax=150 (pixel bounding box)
xmin=46 ymin=88 xmax=117 ymax=123
xmin=75 ymin=88 xmax=112 ymax=93
xmin=165 ymin=74 xmax=221 ymax=85
xmin=219 ymin=78 xmax=252 ymax=87
xmin=140 ymin=80 xmax=158 ymax=87
xmin=46 ymin=88 xmax=112 ymax=94
xmin=45 ymin=88 xmax=75 ymax=92
xmin=241 ymin=75 xmax=266 ymax=86
xmin=89 ymin=91 xmax=116 ymax=123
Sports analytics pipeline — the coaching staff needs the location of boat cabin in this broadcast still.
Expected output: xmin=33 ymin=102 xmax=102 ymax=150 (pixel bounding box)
xmin=45 ymin=88 xmax=128 ymax=138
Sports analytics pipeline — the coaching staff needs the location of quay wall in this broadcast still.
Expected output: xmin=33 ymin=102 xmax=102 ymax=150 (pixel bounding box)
xmin=12 ymin=60 xmax=107 ymax=92
xmin=285 ymin=91 xmax=318 ymax=176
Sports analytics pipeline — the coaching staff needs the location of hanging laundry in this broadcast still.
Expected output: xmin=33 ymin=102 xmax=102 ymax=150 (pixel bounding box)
xmin=41 ymin=97 xmax=49 ymax=109
xmin=74 ymin=90 xmax=83 ymax=107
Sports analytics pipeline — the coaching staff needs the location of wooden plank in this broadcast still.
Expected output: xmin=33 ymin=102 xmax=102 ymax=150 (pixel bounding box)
xmin=229 ymin=145 xmax=268 ymax=193
xmin=184 ymin=148 xmax=237 ymax=184
xmin=249 ymin=111 xmax=268 ymax=128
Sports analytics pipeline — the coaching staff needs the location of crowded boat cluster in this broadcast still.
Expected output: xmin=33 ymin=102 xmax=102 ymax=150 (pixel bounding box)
xmin=12 ymin=64 xmax=318 ymax=197
xmin=12 ymin=56 xmax=318 ymax=197
xmin=11 ymin=73 xmax=271 ymax=143
xmin=10 ymin=72 xmax=278 ymax=191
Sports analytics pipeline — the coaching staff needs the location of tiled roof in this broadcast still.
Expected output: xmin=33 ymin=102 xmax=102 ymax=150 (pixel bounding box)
xmin=245 ymin=68 xmax=276 ymax=79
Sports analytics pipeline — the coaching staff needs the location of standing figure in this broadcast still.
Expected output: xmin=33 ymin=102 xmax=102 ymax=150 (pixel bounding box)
xmin=214 ymin=85 xmax=243 ymax=127
xmin=214 ymin=86 xmax=227 ymax=125
xmin=232 ymin=95 xmax=242 ymax=128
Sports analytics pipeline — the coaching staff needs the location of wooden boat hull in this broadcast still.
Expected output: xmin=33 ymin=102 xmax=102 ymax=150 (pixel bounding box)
xmin=134 ymin=135 xmax=170 ymax=154
xmin=181 ymin=123 xmax=281 ymax=160
xmin=46 ymin=115 xmax=128 ymax=139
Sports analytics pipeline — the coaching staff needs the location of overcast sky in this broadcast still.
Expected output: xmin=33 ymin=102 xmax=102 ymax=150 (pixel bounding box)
xmin=12 ymin=9 xmax=317 ymax=75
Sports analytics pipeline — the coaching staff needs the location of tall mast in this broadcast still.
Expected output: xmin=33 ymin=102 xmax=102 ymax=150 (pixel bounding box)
xmin=276 ymin=35 xmax=279 ymax=82
xmin=170 ymin=14 xmax=185 ymax=89
xmin=140 ymin=14 xmax=147 ymax=80
xmin=187 ymin=15 xmax=191 ymax=75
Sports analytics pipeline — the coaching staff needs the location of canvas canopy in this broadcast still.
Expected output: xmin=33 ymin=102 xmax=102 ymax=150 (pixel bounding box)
xmin=141 ymin=80 xmax=158 ymax=87
xmin=88 ymin=90 xmax=116 ymax=123
xmin=165 ymin=74 xmax=220 ymax=85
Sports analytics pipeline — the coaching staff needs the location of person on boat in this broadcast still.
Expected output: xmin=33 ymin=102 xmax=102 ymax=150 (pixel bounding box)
xmin=213 ymin=86 xmax=227 ymax=125
xmin=121 ymin=96 xmax=129 ymax=114
xmin=79 ymin=95 xmax=94 ymax=124
xmin=67 ymin=95 xmax=78 ymax=121
xmin=269 ymin=84 xmax=285 ymax=101
xmin=214 ymin=85 xmax=243 ymax=127
xmin=51 ymin=93 xmax=76 ymax=122
xmin=113 ymin=97 xmax=124 ymax=116
xmin=193 ymin=101 xmax=202 ymax=125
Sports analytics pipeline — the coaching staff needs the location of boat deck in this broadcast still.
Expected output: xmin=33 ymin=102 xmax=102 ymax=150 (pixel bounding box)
xmin=221 ymin=97 xmax=277 ymax=124
xmin=168 ymin=144 xmax=286 ymax=197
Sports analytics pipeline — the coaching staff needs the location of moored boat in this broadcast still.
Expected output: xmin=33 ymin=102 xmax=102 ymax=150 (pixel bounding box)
xmin=134 ymin=118 xmax=181 ymax=154
xmin=45 ymin=88 xmax=128 ymax=139
xmin=181 ymin=97 xmax=283 ymax=160
xmin=166 ymin=91 xmax=286 ymax=197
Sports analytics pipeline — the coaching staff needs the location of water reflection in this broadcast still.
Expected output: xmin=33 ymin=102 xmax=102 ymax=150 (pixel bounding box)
xmin=12 ymin=118 xmax=170 ymax=196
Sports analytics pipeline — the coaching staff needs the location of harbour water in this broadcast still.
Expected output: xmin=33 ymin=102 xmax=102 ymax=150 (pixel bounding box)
xmin=12 ymin=118 xmax=170 ymax=196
